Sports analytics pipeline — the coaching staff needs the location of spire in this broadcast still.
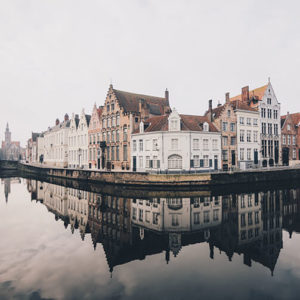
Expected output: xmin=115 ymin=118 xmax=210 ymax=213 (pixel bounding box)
xmin=6 ymin=123 xmax=9 ymax=132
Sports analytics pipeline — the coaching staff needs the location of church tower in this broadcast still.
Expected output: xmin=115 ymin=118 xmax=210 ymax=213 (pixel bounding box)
xmin=5 ymin=123 xmax=11 ymax=144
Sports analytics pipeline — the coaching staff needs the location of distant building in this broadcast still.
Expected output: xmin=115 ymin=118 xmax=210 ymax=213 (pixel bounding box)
xmin=1 ymin=123 xmax=22 ymax=160
xmin=281 ymin=112 xmax=300 ymax=163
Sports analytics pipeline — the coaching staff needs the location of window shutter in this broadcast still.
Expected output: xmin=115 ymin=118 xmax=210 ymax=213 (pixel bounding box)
xmin=200 ymin=159 xmax=204 ymax=167
xmin=157 ymin=160 xmax=160 ymax=169
xmin=190 ymin=159 xmax=194 ymax=168
xmin=209 ymin=159 xmax=212 ymax=167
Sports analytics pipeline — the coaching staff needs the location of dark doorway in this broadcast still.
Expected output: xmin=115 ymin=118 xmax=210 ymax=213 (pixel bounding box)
xmin=133 ymin=156 xmax=137 ymax=172
xmin=262 ymin=160 xmax=267 ymax=167
xmin=282 ymin=147 xmax=289 ymax=166
xmin=97 ymin=158 xmax=100 ymax=169
xmin=269 ymin=158 xmax=274 ymax=167
xmin=254 ymin=150 xmax=258 ymax=165
xmin=231 ymin=151 xmax=236 ymax=166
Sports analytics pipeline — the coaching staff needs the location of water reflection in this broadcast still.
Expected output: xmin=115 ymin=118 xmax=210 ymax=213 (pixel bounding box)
xmin=22 ymin=179 xmax=300 ymax=276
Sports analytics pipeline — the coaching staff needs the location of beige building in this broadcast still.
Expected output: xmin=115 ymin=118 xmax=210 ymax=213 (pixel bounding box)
xmin=99 ymin=84 xmax=170 ymax=170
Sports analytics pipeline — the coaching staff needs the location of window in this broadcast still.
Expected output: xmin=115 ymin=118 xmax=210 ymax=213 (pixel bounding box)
xmin=168 ymin=155 xmax=182 ymax=169
xmin=111 ymin=116 xmax=115 ymax=127
xmin=102 ymin=118 xmax=106 ymax=128
xmin=116 ymin=130 xmax=120 ymax=142
xmin=132 ymin=140 xmax=137 ymax=152
xmin=241 ymin=214 xmax=246 ymax=227
xmin=106 ymin=104 xmax=110 ymax=112
xmin=222 ymin=122 xmax=228 ymax=131
xmin=111 ymin=103 xmax=114 ymax=111
xmin=267 ymin=98 xmax=272 ymax=105
xmin=283 ymin=135 xmax=286 ymax=144
xmin=170 ymin=119 xmax=178 ymax=131
xmin=123 ymin=145 xmax=127 ymax=161
xmin=107 ymin=132 xmax=110 ymax=143
xmin=116 ymin=146 xmax=119 ymax=160
xmin=204 ymin=211 xmax=210 ymax=223
xmin=132 ymin=207 xmax=137 ymax=220
xmin=288 ymin=135 xmax=291 ymax=145
xmin=153 ymin=212 xmax=159 ymax=225
xmin=194 ymin=212 xmax=200 ymax=224
xmin=248 ymin=195 xmax=252 ymax=207
xmin=203 ymin=139 xmax=209 ymax=150
xmin=222 ymin=136 xmax=228 ymax=146
xmin=293 ymin=136 xmax=296 ymax=145
xmin=274 ymin=124 xmax=278 ymax=135
xmin=287 ymin=124 xmax=291 ymax=131
xmin=203 ymin=123 xmax=209 ymax=132
xmin=171 ymin=138 xmax=178 ymax=150
xmin=253 ymin=118 xmax=258 ymax=126
xmin=240 ymin=117 xmax=244 ymax=125
xmin=193 ymin=139 xmax=199 ymax=150
xmin=248 ymin=212 xmax=253 ymax=225
xmin=123 ymin=127 xmax=127 ymax=142
xmin=222 ymin=150 xmax=228 ymax=161
xmin=293 ymin=149 xmax=296 ymax=159
xmin=240 ymin=148 xmax=244 ymax=160
xmin=146 ymin=156 xmax=150 ymax=168
xmin=247 ymin=118 xmax=251 ymax=125
xmin=261 ymin=108 xmax=266 ymax=118
xmin=171 ymin=214 xmax=179 ymax=226
xmin=212 ymin=139 xmax=218 ymax=150
xmin=253 ymin=131 xmax=258 ymax=142
xmin=139 ymin=209 xmax=143 ymax=221
xmin=111 ymin=131 xmax=115 ymax=142
xmin=274 ymin=110 xmax=278 ymax=119
xmin=107 ymin=118 xmax=110 ymax=128
xmin=262 ymin=123 xmax=266 ymax=134
xmin=240 ymin=130 xmax=244 ymax=142
xmin=116 ymin=115 xmax=120 ymax=126
xmin=247 ymin=148 xmax=251 ymax=160
xmin=227 ymin=110 xmax=231 ymax=117
xmin=255 ymin=211 xmax=259 ymax=224
xmin=213 ymin=209 xmax=219 ymax=221
xmin=230 ymin=123 xmax=235 ymax=132
xmin=203 ymin=155 xmax=209 ymax=167
xmin=247 ymin=130 xmax=251 ymax=142
xmin=139 ymin=139 xmax=143 ymax=151
xmin=153 ymin=156 xmax=158 ymax=168
xmin=267 ymin=109 xmax=272 ymax=118
xmin=268 ymin=123 xmax=272 ymax=135
xmin=139 ymin=156 xmax=143 ymax=168
xmin=111 ymin=146 xmax=115 ymax=161
xmin=231 ymin=137 xmax=236 ymax=145
xmin=193 ymin=155 xmax=200 ymax=167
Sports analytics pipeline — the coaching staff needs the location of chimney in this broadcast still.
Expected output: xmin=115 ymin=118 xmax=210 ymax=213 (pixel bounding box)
xmin=55 ymin=118 xmax=59 ymax=126
xmin=165 ymin=88 xmax=169 ymax=102
xmin=64 ymin=113 xmax=69 ymax=121
xmin=225 ymin=92 xmax=230 ymax=103
xmin=207 ymin=99 xmax=213 ymax=122
xmin=242 ymin=86 xmax=249 ymax=102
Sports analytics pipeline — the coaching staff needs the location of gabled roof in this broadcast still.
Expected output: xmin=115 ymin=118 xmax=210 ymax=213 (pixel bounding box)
xmin=281 ymin=112 xmax=300 ymax=128
xmin=97 ymin=107 xmax=103 ymax=118
xmin=233 ymin=100 xmax=258 ymax=112
xmin=230 ymin=84 xmax=268 ymax=102
xmin=134 ymin=114 xmax=219 ymax=133
xmin=113 ymin=89 xmax=169 ymax=114
xmin=85 ymin=114 xmax=91 ymax=126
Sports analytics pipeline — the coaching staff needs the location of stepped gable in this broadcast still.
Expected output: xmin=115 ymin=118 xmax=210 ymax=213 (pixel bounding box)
xmin=113 ymin=89 xmax=169 ymax=114
xmin=230 ymin=84 xmax=268 ymax=102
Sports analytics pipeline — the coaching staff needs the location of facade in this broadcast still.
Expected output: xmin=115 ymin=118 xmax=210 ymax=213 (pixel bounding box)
xmin=206 ymin=98 xmax=237 ymax=170
xmin=88 ymin=104 xmax=103 ymax=169
xmin=131 ymin=109 xmax=221 ymax=172
xmin=235 ymin=105 xmax=260 ymax=169
xmin=43 ymin=114 xmax=70 ymax=167
xmin=230 ymin=81 xmax=281 ymax=167
xmin=26 ymin=132 xmax=43 ymax=163
xmin=1 ymin=123 xmax=22 ymax=161
xmin=99 ymin=84 xmax=170 ymax=171
xmin=67 ymin=110 xmax=90 ymax=169
xmin=281 ymin=112 xmax=300 ymax=163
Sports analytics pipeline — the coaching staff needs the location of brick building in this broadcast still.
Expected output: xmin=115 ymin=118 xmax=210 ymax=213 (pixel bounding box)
xmin=99 ymin=84 xmax=170 ymax=171
xmin=281 ymin=112 xmax=300 ymax=163
xmin=88 ymin=104 xmax=103 ymax=169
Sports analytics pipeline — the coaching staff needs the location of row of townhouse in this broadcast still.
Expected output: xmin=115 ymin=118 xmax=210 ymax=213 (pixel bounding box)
xmin=26 ymin=80 xmax=300 ymax=171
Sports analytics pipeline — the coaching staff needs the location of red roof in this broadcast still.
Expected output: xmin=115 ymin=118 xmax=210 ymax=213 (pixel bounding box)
xmin=230 ymin=84 xmax=268 ymax=102
xmin=134 ymin=114 xmax=219 ymax=133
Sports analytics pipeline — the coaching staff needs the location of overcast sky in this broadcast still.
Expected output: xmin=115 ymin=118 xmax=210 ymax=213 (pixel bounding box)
xmin=1 ymin=0 xmax=299 ymax=146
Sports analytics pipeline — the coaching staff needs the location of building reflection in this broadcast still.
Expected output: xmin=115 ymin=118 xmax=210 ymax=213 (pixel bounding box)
xmin=25 ymin=180 xmax=300 ymax=276
xmin=1 ymin=177 xmax=21 ymax=202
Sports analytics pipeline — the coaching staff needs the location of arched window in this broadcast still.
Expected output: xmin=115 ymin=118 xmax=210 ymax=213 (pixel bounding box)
xmin=168 ymin=154 xmax=182 ymax=169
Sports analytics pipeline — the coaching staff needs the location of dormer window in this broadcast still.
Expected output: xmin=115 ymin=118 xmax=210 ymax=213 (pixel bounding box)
xmin=287 ymin=124 xmax=291 ymax=131
xmin=203 ymin=122 xmax=209 ymax=132
xmin=139 ymin=121 xmax=144 ymax=133
xmin=171 ymin=120 xmax=178 ymax=130
xmin=168 ymin=109 xmax=181 ymax=131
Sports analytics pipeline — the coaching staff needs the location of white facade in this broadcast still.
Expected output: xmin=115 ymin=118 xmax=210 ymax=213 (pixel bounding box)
xmin=37 ymin=136 xmax=44 ymax=163
xmin=43 ymin=117 xmax=70 ymax=167
xmin=68 ymin=110 xmax=90 ymax=169
xmin=236 ymin=109 xmax=261 ymax=169
xmin=259 ymin=82 xmax=281 ymax=166
xmin=131 ymin=110 xmax=222 ymax=172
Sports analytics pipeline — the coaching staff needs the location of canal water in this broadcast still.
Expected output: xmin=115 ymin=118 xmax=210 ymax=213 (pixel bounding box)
xmin=0 ymin=177 xmax=300 ymax=300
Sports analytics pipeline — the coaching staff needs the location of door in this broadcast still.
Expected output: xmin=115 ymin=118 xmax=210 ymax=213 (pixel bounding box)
xmin=133 ymin=156 xmax=137 ymax=172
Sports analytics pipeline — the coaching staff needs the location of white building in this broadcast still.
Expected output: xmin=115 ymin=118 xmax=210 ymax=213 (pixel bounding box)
xmin=231 ymin=80 xmax=281 ymax=167
xmin=43 ymin=114 xmax=70 ymax=168
xmin=235 ymin=103 xmax=261 ymax=169
xmin=131 ymin=109 xmax=222 ymax=172
xmin=68 ymin=110 xmax=91 ymax=169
